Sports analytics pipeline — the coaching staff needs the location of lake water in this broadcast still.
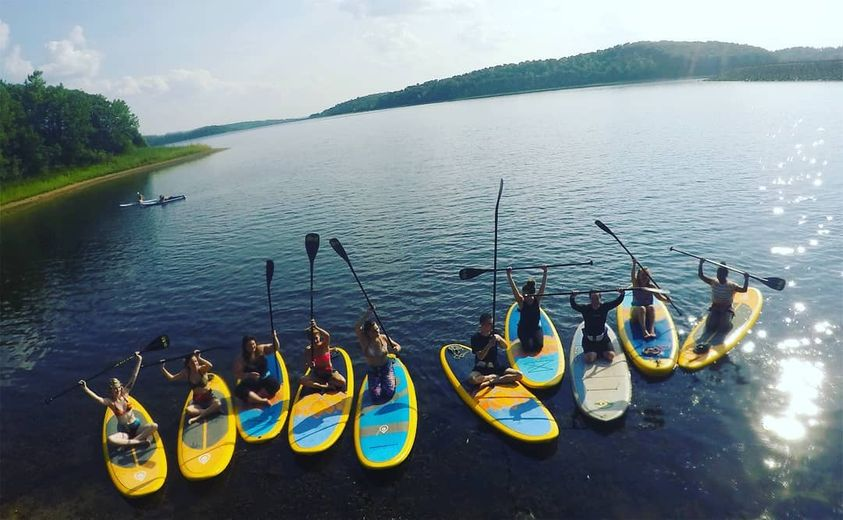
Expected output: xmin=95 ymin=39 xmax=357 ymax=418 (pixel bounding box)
xmin=1 ymin=80 xmax=842 ymax=518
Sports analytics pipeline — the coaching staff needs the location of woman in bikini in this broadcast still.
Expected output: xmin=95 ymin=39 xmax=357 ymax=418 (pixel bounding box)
xmin=78 ymin=352 xmax=158 ymax=447
xmin=355 ymin=307 xmax=401 ymax=403
xmin=300 ymin=319 xmax=346 ymax=391
xmin=631 ymin=262 xmax=670 ymax=340
xmin=161 ymin=350 xmax=222 ymax=424
xmin=233 ymin=331 xmax=281 ymax=407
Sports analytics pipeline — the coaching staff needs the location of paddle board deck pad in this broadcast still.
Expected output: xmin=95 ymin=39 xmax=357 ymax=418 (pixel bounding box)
xmin=354 ymin=355 xmax=418 ymax=469
xmin=569 ymin=324 xmax=631 ymax=422
xmin=504 ymin=302 xmax=565 ymax=388
xmin=616 ymin=293 xmax=679 ymax=376
xmin=235 ymin=351 xmax=290 ymax=442
xmin=102 ymin=396 xmax=167 ymax=497
xmin=288 ymin=347 xmax=354 ymax=454
xmin=177 ymin=373 xmax=236 ymax=480
xmin=439 ymin=344 xmax=558 ymax=443
xmin=120 ymin=195 xmax=186 ymax=207
xmin=678 ymin=287 xmax=763 ymax=370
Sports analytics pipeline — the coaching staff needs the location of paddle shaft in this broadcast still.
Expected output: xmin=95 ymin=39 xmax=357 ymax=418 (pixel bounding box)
xmin=305 ymin=233 xmax=320 ymax=363
xmin=44 ymin=335 xmax=168 ymax=404
xmin=595 ymin=219 xmax=684 ymax=315
xmin=492 ymin=179 xmax=503 ymax=327
xmin=340 ymin=251 xmax=397 ymax=353
xmin=670 ymin=247 xmax=786 ymax=290
xmin=141 ymin=346 xmax=226 ymax=368
xmin=266 ymin=260 xmax=276 ymax=332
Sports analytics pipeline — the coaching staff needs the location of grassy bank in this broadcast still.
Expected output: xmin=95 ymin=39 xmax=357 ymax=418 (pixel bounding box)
xmin=0 ymin=145 xmax=215 ymax=207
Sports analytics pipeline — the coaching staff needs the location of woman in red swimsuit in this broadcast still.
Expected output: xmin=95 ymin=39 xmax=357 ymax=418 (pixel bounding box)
xmin=78 ymin=352 xmax=158 ymax=447
xmin=300 ymin=319 xmax=346 ymax=391
xmin=161 ymin=350 xmax=222 ymax=424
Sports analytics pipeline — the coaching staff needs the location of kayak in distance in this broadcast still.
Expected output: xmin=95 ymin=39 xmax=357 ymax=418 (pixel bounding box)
xmin=119 ymin=195 xmax=186 ymax=207
xmin=678 ymin=287 xmax=763 ymax=370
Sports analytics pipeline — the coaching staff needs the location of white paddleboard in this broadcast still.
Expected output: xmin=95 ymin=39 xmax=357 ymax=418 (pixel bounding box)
xmin=569 ymin=323 xmax=631 ymax=422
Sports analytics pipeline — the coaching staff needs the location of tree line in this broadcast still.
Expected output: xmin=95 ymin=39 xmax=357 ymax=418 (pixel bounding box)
xmin=0 ymin=71 xmax=145 ymax=182
xmin=314 ymin=41 xmax=843 ymax=117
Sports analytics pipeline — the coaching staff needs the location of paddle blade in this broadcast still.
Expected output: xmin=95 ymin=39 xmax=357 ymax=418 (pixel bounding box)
xmin=329 ymin=238 xmax=350 ymax=263
xmin=143 ymin=335 xmax=169 ymax=352
xmin=594 ymin=219 xmax=612 ymax=234
xmin=459 ymin=268 xmax=485 ymax=280
xmin=305 ymin=233 xmax=320 ymax=261
xmin=266 ymin=259 xmax=275 ymax=284
xmin=763 ymin=277 xmax=787 ymax=291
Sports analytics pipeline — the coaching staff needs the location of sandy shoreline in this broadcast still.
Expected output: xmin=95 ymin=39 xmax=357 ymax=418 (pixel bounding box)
xmin=0 ymin=148 xmax=224 ymax=214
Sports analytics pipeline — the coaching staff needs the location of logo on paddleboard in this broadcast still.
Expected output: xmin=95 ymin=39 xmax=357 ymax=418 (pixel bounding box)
xmin=199 ymin=453 xmax=211 ymax=464
xmin=378 ymin=425 xmax=389 ymax=434
xmin=134 ymin=471 xmax=147 ymax=481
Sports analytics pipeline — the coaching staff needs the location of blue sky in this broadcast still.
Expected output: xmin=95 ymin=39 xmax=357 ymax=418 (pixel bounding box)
xmin=1 ymin=0 xmax=841 ymax=134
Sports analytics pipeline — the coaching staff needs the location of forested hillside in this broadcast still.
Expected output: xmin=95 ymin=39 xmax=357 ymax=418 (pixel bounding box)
xmin=714 ymin=59 xmax=843 ymax=81
xmin=315 ymin=41 xmax=842 ymax=117
xmin=144 ymin=118 xmax=303 ymax=146
xmin=0 ymin=72 xmax=145 ymax=182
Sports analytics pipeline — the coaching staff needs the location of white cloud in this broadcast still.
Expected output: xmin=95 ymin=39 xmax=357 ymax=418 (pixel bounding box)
xmin=4 ymin=45 xmax=34 ymax=81
xmin=362 ymin=21 xmax=423 ymax=56
xmin=0 ymin=20 xmax=9 ymax=52
xmin=41 ymin=25 xmax=102 ymax=79
xmin=335 ymin=0 xmax=478 ymax=17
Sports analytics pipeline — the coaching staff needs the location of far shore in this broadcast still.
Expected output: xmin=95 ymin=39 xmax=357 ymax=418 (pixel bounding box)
xmin=1 ymin=148 xmax=223 ymax=214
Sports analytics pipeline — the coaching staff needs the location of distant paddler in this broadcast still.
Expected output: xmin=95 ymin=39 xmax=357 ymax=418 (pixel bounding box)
xmin=505 ymin=265 xmax=548 ymax=353
xmin=136 ymin=192 xmax=144 ymax=203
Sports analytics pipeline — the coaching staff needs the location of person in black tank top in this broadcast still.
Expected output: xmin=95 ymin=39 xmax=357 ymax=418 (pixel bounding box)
xmin=468 ymin=313 xmax=522 ymax=389
xmin=506 ymin=265 xmax=548 ymax=353
xmin=233 ymin=332 xmax=281 ymax=407
xmin=570 ymin=290 xmax=625 ymax=363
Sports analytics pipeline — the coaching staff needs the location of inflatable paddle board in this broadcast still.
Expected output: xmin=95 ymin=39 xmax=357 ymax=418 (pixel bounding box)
xmin=102 ymin=396 xmax=167 ymax=497
xmin=440 ymin=343 xmax=558 ymax=443
xmin=616 ymin=293 xmax=679 ymax=376
xmin=569 ymin=323 xmax=631 ymax=422
xmin=288 ymin=347 xmax=354 ymax=454
xmin=234 ymin=351 xmax=290 ymax=443
xmin=176 ymin=373 xmax=236 ymax=480
xmin=354 ymin=355 xmax=418 ymax=469
xmin=678 ymin=287 xmax=763 ymax=370
xmin=504 ymin=302 xmax=565 ymax=388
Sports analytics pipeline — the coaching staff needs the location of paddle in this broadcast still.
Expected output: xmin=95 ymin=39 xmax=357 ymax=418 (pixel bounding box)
xmin=306 ymin=233 xmax=320 ymax=361
xmin=266 ymin=259 xmax=276 ymax=332
xmin=492 ymin=179 xmax=503 ymax=327
xmin=141 ymin=346 xmax=226 ymax=369
xmin=594 ymin=219 xmax=684 ymax=316
xmin=459 ymin=260 xmax=593 ymax=280
xmin=541 ymin=287 xmax=670 ymax=297
xmin=669 ymin=247 xmax=786 ymax=291
xmin=329 ymin=237 xmax=399 ymax=354
xmin=44 ymin=334 xmax=169 ymax=404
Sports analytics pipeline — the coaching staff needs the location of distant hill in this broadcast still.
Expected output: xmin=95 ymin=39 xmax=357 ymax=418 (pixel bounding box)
xmin=314 ymin=41 xmax=843 ymax=118
xmin=714 ymin=59 xmax=843 ymax=81
xmin=144 ymin=118 xmax=304 ymax=146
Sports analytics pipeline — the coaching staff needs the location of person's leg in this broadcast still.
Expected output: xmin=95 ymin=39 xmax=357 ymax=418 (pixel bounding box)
xmin=260 ymin=377 xmax=281 ymax=398
xmin=632 ymin=306 xmax=647 ymax=336
xmin=494 ymin=368 xmax=522 ymax=384
xmin=300 ymin=374 xmax=329 ymax=391
xmin=381 ymin=362 xmax=397 ymax=401
xmin=645 ymin=305 xmax=656 ymax=337
xmin=189 ymin=398 xmax=222 ymax=425
xmin=329 ymin=370 xmax=347 ymax=391
xmin=368 ymin=366 xmax=383 ymax=402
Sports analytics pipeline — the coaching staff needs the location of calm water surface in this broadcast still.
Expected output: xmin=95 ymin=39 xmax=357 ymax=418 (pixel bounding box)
xmin=2 ymin=80 xmax=842 ymax=518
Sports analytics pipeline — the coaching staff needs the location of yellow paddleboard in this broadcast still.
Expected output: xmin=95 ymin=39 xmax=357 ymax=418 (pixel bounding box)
xmin=176 ymin=373 xmax=236 ymax=480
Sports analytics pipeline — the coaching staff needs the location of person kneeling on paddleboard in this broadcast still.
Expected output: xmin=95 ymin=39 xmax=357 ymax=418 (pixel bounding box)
xmin=469 ymin=312 xmax=522 ymax=389
xmin=78 ymin=352 xmax=158 ymax=447
xmin=300 ymin=319 xmax=346 ymax=392
xmin=161 ymin=350 xmax=222 ymax=424
xmin=506 ymin=265 xmax=548 ymax=353
xmin=698 ymin=259 xmax=749 ymax=336
xmin=355 ymin=307 xmax=401 ymax=403
xmin=570 ymin=290 xmax=625 ymax=363
xmin=233 ymin=332 xmax=281 ymax=407
xmin=631 ymin=262 xmax=670 ymax=340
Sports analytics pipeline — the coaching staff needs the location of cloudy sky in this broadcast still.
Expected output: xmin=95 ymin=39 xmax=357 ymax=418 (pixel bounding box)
xmin=1 ymin=0 xmax=841 ymax=134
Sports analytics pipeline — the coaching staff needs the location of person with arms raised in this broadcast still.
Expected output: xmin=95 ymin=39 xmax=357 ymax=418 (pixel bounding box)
xmin=233 ymin=331 xmax=281 ymax=407
xmin=570 ymin=290 xmax=625 ymax=363
xmin=506 ymin=265 xmax=548 ymax=353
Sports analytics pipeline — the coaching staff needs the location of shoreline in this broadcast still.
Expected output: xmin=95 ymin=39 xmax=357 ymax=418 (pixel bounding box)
xmin=0 ymin=148 xmax=223 ymax=214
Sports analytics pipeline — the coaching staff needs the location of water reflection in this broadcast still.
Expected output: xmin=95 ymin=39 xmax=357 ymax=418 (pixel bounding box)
xmin=761 ymin=359 xmax=825 ymax=442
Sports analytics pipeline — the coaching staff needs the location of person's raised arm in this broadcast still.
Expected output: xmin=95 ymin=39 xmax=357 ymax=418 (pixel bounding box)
xmin=506 ymin=267 xmax=522 ymax=304
xmin=196 ymin=350 xmax=214 ymax=370
xmin=354 ymin=309 xmax=369 ymax=345
xmin=386 ymin=335 xmax=401 ymax=355
xmin=570 ymin=293 xmax=583 ymax=312
xmin=734 ymin=272 xmax=750 ymax=293
xmin=536 ymin=265 xmax=548 ymax=303
xmin=124 ymin=352 xmax=142 ymax=393
xmin=606 ymin=289 xmax=626 ymax=309
xmin=631 ymin=260 xmax=638 ymax=287
xmin=698 ymin=259 xmax=714 ymax=285
xmin=160 ymin=362 xmax=186 ymax=382
xmin=78 ymin=380 xmax=107 ymax=406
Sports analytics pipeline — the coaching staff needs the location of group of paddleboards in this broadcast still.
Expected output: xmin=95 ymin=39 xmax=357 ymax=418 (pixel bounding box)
xmin=440 ymin=182 xmax=783 ymax=444
xmin=119 ymin=192 xmax=186 ymax=207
